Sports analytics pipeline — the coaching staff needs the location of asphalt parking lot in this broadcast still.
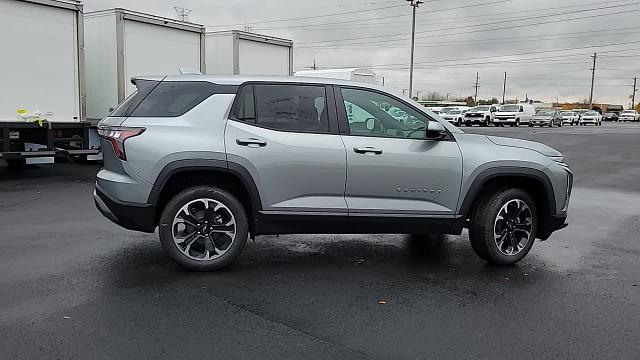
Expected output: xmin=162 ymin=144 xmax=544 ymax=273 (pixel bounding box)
xmin=1 ymin=122 xmax=639 ymax=359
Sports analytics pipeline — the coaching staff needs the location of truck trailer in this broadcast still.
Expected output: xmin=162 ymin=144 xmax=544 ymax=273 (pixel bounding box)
xmin=84 ymin=8 xmax=206 ymax=121
xmin=0 ymin=0 xmax=96 ymax=166
xmin=205 ymin=30 xmax=293 ymax=76
xmin=294 ymin=68 xmax=377 ymax=84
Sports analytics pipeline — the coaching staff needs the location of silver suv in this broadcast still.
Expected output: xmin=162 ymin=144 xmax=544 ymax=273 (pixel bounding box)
xmin=94 ymin=75 xmax=572 ymax=271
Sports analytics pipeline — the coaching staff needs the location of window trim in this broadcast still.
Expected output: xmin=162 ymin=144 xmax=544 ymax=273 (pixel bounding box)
xmin=126 ymin=81 xmax=239 ymax=118
xmin=334 ymin=85 xmax=454 ymax=141
xmin=229 ymin=81 xmax=340 ymax=135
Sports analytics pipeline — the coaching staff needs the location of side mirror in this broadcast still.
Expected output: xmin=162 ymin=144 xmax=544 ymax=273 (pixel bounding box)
xmin=426 ymin=121 xmax=447 ymax=140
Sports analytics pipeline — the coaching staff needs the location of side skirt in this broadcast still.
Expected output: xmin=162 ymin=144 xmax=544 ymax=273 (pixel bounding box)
xmin=254 ymin=211 xmax=465 ymax=236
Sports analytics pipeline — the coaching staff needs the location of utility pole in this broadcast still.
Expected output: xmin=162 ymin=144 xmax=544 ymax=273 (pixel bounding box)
xmin=632 ymin=77 xmax=637 ymax=109
xmin=474 ymin=72 xmax=479 ymax=105
xmin=502 ymin=72 xmax=507 ymax=104
xmin=173 ymin=7 xmax=192 ymax=22
xmin=407 ymin=0 xmax=423 ymax=99
xmin=589 ymin=52 xmax=597 ymax=109
xmin=381 ymin=77 xmax=385 ymax=86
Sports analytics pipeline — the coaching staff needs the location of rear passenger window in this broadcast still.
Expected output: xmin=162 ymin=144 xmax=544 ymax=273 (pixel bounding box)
xmin=253 ymin=84 xmax=329 ymax=133
xmin=129 ymin=82 xmax=218 ymax=117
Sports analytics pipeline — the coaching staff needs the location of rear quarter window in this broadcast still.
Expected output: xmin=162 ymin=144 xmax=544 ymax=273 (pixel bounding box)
xmin=130 ymin=82 xmax=225 ymax=117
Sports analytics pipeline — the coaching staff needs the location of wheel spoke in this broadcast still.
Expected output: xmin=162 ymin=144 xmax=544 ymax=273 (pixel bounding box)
xmin=178 ymin=212 xmax=200 ymax=227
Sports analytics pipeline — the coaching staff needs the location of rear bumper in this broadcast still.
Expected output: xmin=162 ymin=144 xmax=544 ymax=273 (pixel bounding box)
xmin=94 ymin=186 xmax=156 ymax=233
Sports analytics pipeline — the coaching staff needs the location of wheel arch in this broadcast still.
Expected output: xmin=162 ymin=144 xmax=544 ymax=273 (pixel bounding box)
xmin=148 ymin=159 xmax=262 ymax=232
xmin=459 ymin=167 xmax=556 ymax=234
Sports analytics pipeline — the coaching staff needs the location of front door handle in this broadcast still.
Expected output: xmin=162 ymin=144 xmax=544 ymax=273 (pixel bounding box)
xmin=236 ymin=138 xmax=267 ymax=147
xmin=353 ymin=146 xmax=383 ymax=155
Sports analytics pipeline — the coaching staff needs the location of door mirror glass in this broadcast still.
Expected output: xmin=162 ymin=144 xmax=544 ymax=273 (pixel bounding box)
xmin=426 ymin=121 xmax=447 ymax=140
xmin=365 ymin=118 xmax=375 ymax=130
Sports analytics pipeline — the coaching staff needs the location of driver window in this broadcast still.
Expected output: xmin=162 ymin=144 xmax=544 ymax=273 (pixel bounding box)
xmin=341 ymin=88 xmax=429 ymax=139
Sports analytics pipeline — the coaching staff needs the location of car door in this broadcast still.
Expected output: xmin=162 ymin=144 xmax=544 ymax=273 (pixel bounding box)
xmin=336 ymin=86 xmax=463 ymax=216
xmin=225 ymin=83 xmax=347 ymax=213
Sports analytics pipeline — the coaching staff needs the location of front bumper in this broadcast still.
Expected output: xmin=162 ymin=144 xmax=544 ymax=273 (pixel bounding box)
xmin=493 ymin=117 xmax=516 ymax=123
xmin=94 ymin=186 xmax=156 ymax=233
xmin=538 ymin=215 xmax=568 ymax=240
xmin=580 ymin=118 xmax=599 ymax=124
xmin=464 ymin=116 xmax=487 ymax=123
xmin=530 ymin=119 xmax=551 ymax=125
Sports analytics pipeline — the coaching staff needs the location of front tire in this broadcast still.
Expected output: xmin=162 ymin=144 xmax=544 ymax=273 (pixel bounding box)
xmin=469 ymin=188 xmax=538 ymax=265
xmin=158 ymin=186 xmax=249 ymax=271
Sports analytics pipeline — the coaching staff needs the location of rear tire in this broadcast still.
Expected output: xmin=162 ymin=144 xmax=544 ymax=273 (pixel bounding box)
xmin=469 ymin=188 xmax=538 ymax=265
xmin=158 ymin=186 xmax=249 ymax=271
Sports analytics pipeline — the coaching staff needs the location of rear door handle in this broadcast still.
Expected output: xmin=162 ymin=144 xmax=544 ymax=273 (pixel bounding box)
xmin=236 ymin=138 xmax=267 ymax=147
xmin=353 ymin=146 xmax=382 ymax=155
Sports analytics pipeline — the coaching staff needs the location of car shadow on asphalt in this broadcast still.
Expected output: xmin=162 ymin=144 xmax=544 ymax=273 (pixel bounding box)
xmin=100 ymin=233 xmax=540 ymax=292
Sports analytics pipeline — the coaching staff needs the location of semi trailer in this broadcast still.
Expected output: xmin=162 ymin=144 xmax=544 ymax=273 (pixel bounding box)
xmin=0 ymin=0 xmax=96 ymax=166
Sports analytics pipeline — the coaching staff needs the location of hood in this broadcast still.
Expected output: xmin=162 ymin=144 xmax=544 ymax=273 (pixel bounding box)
xmin=532 ymin=115 xmax=552 ymax=119
xmin=487 ymin=135 xmax=563 ymax=159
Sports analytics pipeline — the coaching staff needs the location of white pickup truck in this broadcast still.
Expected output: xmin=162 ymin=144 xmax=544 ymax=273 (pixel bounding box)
xmin=618 ymin=109 xmax=640 ymax=122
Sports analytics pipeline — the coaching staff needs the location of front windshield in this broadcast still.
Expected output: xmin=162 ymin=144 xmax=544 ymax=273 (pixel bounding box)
xmin=441 ymin=107 xmax=455 ymax=113
xmin=561 ymin=112 xmax=575 ymax=116
xmin=585 ymin=111 xmax=598 ymax=116
xmin=472 ymin=106 xmax=490 ymax=111
xmin=501 ymin=105 xmax=520 ymax=112
xmin=536 ymin=111 xmax=553 ymax=116
xmin=622 ymin=110 xmax=634 ymax=114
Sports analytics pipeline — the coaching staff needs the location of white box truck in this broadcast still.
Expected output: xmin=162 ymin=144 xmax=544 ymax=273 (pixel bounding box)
xmin=84 ymin=9 xmax=206 ymax=121
xmin=294 ymin=68 xmax=377 ymax=84
xmin=0 ymin=0 xmax=96 ymax=166
xmin=205 ymin=30 xmax=293 ymax=76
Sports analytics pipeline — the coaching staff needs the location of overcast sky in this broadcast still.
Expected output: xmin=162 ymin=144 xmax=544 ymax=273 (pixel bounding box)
xmin=84 ymin=0 xmax=640 ymax=105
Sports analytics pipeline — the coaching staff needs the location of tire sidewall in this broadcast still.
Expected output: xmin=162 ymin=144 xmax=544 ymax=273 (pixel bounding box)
xmin=158 ymin=187 xmax=249 ymax=271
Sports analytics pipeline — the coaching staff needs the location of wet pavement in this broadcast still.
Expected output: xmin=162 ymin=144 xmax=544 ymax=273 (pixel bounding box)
xmin=1 ymin=122 xmax=639 ymax=359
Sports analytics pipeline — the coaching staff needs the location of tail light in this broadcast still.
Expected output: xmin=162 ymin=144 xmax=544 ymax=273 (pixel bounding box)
xmin=97 ymin=125 xmax=145 ymax=160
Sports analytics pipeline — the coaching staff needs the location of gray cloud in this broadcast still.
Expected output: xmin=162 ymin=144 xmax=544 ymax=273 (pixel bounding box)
xmin=84 ymin=0 xmax=640 ymax=105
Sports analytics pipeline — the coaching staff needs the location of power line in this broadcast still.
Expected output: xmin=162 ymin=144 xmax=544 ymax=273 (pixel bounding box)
xmin=259 ymin=0 xmax=633 ymax=31
xmin=252 ymin=0 xmax=512 ymax=30
xmin=205 ymin=2 xmax=408 ymax=28
xmin=298 ymin=26 xmax=640 ymax=49
xmin=314 ymin=39 xmax=640 ymax=70
xmin=296 ymin=2 xmax=640 ymax=46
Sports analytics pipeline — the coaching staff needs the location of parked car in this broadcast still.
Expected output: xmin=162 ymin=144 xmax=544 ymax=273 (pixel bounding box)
xmin=618 ymin=109 xmax=639 ymax=122
xmin=94 ymin=75 xmax=572 ymax=270
xmin=602 ymin=112 xmax=619 ymax=122
xmin=463 ymin=104 xmax=499 ymax=127
xmin=579 ymin=110 xmax=602 ymax=126
xmin=440 ymin=109 xmax=467 ymax=126
xmin=559 ymin=111 xmax=579 ymax=126
xmin=571 ymin=109 xmax=590 ymax=120
xmin=530 ymin=110 xmax=562 ymax=127
xmin=493 ymin=103 xmax=536 ymax=127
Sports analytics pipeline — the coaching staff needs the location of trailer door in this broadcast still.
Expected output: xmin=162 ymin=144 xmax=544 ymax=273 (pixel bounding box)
xmin=123 ymin=20 xmax=201 ymax=97
xmin=238 ymin=39 xmax=290 ymax=76
xmin=0 ymin=0 xmax=80 ymax=122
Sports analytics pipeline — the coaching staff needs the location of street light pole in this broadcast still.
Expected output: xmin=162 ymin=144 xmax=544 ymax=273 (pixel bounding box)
xmin=407 ymin=0 xmax=423 ymax=99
